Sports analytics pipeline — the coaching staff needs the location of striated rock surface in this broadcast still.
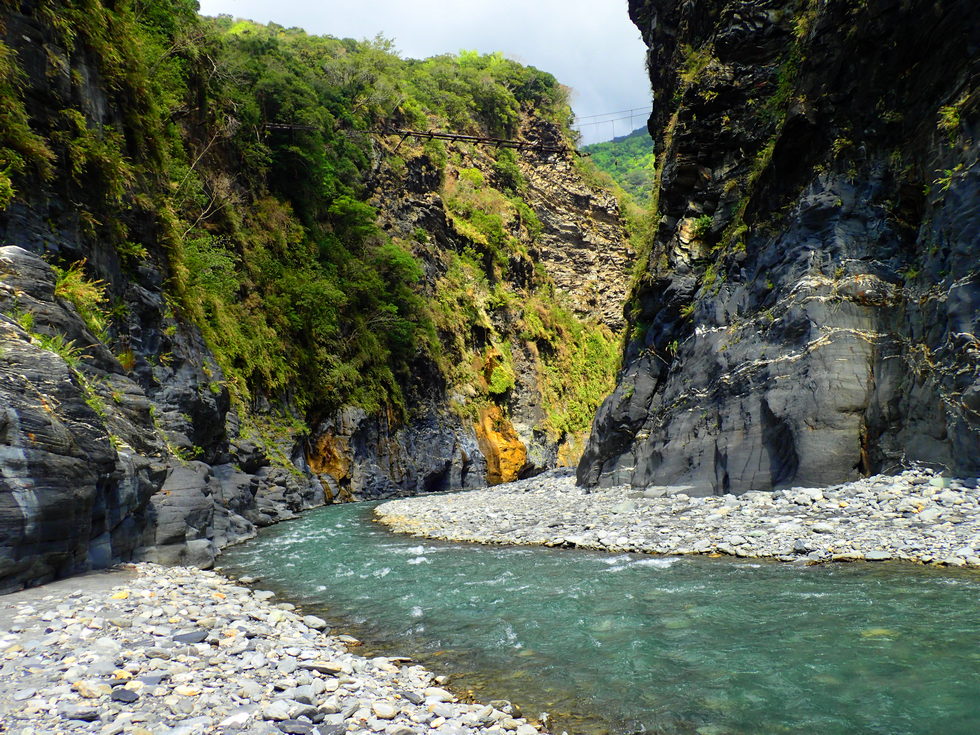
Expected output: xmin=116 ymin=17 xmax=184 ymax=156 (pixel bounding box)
xmin=520 ymin=120 xmax=634 ymax=332
xmin=0 ymin=247 xmax=324 ymax=592
xmin=580 ymin=0 xmax=980 ymax=494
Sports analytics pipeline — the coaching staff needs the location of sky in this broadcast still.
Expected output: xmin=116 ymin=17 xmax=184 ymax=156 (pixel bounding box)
xmin=196 ymin=0 xmax=652 ymax=145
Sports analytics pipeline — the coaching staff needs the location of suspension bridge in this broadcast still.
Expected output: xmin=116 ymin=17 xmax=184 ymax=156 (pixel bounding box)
xmin=370 ymin=126 xmax=587 ymax=158
xmin=262 ymin=103 xmax=652 ymax=161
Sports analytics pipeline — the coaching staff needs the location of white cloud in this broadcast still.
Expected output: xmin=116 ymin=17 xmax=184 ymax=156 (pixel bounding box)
xmin=196 ymin=0 xmax=651 ymax=144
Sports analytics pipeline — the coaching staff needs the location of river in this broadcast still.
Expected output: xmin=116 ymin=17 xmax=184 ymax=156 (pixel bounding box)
xmin=220 ymin=500 xmax=980 ymax=735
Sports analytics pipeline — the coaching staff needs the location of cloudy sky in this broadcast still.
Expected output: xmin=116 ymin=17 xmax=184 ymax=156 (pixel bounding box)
xmin=196 ymin=0 xmax=652 ymax=145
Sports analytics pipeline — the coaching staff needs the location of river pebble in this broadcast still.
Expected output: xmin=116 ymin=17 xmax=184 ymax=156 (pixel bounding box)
xmin=0 ymin=565 xmax=548 ymax=735
xmin=375 ymin=468 xmax=980 ymax=567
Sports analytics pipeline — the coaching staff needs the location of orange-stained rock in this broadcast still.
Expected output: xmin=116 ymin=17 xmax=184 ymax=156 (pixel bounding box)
xmin=307 ymin=432 xmax=352 ymax=481
xmin=474 ymin=405 xmax=527 ymax=485
xmin=557 ymin=433 xmax=586 ymax=468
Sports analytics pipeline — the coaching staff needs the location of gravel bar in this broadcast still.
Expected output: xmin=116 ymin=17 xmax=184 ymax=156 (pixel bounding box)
xmin=375 ymin=468 xmax=980 ymax=567
xmin=0 ymin=564 xmax=543 ymax=735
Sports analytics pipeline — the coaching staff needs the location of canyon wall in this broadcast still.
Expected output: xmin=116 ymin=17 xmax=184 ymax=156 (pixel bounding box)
xmin=0 ymin=4 xmax=630 ymax=590
xmin=580 ymin=0 xmax=979 ymax=493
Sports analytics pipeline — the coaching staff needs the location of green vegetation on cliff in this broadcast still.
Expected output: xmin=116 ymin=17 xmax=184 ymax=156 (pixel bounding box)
xmin=0 ymin=0 xmax=621 ymax=453
xmin=582 ymin=127 xmax=655 ymax=205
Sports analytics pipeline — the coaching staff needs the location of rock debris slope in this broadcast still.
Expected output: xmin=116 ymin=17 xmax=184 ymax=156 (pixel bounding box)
xmin=580 ymin=0 xmax=980 ymax=494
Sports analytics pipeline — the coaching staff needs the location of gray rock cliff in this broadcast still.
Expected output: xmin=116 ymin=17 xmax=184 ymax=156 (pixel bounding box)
xmin=0 ymin=246 xmax=325 ymax=591
xmin=580 ymin=0 xmax=980 ymax=493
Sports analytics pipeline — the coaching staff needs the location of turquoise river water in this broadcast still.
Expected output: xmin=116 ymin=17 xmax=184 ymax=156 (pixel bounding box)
xmin=220 ymin=501 xmax=980 ymax=735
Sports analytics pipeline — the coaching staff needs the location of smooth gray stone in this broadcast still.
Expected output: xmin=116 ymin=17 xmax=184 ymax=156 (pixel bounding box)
xmin=173 ymin=630 xmax=209 ymax=644
xmin=60 ymin=704 xmax=100 ymax=721
xmin=277 ymin=721 xmax=313 ymax=735
xmin=111 ymin=687 xmax=140 ymax=703
xmin=398 ymin=690 xmax=424 ymax=705
xmin=302 ymin=615 xmax=328 ymax=631
xmin=314 ymin=725 xmax=347 ymax=735
xmin=263 ymin=701 xmax=293 ymax=721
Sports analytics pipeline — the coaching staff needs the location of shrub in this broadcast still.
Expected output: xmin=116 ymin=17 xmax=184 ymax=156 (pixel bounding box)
xmin=53 ymin=259 xmax=108 ymax=341
xmin=691 ymin=214 xmax=713 ymax=239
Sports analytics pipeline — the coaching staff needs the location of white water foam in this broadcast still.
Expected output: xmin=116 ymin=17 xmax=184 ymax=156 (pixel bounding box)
xmin=633 ymin=557 xmax=679 ymax=569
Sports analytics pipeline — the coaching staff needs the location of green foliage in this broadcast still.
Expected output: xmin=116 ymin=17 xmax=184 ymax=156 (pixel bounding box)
xmin=33 ymin=331 xmax=83 ymax=367
xmin=933 ymin=163 xmax=964 ymax=194
xmin=444 ymin=165 xmax=523 ymax=269
xmin=510 ymin=196 xmax=542 ymax=242
xmin=116 ymin=240 xmax=149 ymax=263
xmin=0 ymin=38 xmax=56 ymax=200
xmin=582 ymin=127 xmax=656 ymax=204
xmin=487 ymin=344 xmax=516 ymax=396
xmin=183 ymin=234 xmax=239 ymax=301
xmin=526 ymin=298 xmax=620 ymax=439
xmin=679 ymin=44 xmax=714 ymax=86
xmin=937 ymin=101 xmax=964 ymax=145
xmin=409 ymin=50 xmax=568 ymax=137
xmin=52 ymin=259 xmax=108 ymax=341
xmin=691 ymin=214 xmax=713 ymax=239
xmin=27 ymin=322 xmax=110 ymax=422
xmin=1 ymin=1 xmax=618 ymax=443
xmin=831 ymin=137 xmax=853 ymax=157
xmin=0 ymin=166 xmax=14 ymax=209
xmin=491 ymin=148 xmax=525 ymax=193
xmin=52 ymin=109 xmax=134 ymax=205
xmin=12 ymin=307 xmax=35 ymax=332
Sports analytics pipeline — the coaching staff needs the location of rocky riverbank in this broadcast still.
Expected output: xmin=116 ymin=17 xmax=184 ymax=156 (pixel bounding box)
xmin=376 ymin=469 xmax=980 ymax=567
xmin=0 ymin=564 xmax=545 ymax=735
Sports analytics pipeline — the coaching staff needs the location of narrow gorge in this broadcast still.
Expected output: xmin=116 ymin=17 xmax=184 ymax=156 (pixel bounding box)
xmin=0 ymin=1 xmax=978 ymax=734
xmin=0 ymin=2 xmax=632 ymax=592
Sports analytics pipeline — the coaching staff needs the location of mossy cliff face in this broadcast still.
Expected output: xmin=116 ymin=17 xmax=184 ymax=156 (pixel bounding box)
xmin=580 ymin=0 xmax=979 ymax=493
xmin=312 ymin=115 xmax=631 ymax=500
xmin=0 ymin=2 xmax=630 ymax=588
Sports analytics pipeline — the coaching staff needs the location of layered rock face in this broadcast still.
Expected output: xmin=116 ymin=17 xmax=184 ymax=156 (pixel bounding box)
xmin=521 ymin=121 xmax=634 ymax=332
xmin=580 ymin=0 xmax=979 ymax=493
xmin=0 ymin=247 xmax=325 ymax=592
